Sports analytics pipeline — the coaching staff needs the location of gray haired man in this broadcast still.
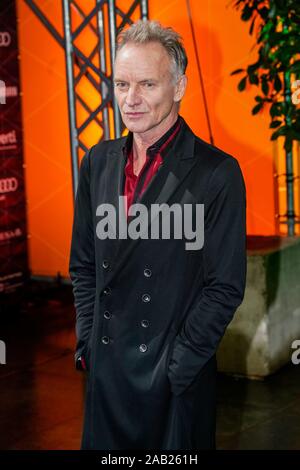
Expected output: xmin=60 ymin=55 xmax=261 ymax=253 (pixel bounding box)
xmin=69 ymin=19 xmax=247 ymax=450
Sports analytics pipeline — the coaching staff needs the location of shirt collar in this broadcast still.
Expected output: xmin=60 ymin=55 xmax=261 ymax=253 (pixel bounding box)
xmin=122 ymin=115 xmax=182 ymax=159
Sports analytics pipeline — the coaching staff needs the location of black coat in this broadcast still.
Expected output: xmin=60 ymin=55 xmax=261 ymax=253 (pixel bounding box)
xmin=69 ymin=116 xmax=247 ymax=450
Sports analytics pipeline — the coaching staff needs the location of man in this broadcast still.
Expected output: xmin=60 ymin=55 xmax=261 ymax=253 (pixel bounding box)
xmin=69 ymin=20 xmax=247 ymax=450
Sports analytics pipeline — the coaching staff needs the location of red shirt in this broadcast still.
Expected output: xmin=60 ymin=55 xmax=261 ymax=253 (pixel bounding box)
xmin=123 ymin=117 xmax=182 ymax=217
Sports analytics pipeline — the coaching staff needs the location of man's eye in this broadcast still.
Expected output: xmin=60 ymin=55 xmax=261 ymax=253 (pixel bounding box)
xmin=144 ymin=83 xmax=154 ymax=87
xmin=115 ymin=82 xmax=127 ymax=88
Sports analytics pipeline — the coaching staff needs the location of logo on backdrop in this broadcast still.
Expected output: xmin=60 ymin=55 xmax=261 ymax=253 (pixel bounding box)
xmin=0 ymin=80 xmax=6 ymax=104
xmin=0 ymin=130 xmax=18 ymax=151
xmin=0 ymin=83 xmax=18 ymax=103
xmin=0 ymin=32 xmax=11 ymax=47
xmin=0 ymin=1 xmax=28 ymax=296
xmin=0 ymin=340 xmax=6 ymax=365
xmin=0 ymin=227 xmax=23 ymax=242
xmin=0 ymin=177 xmax=18 ymax=194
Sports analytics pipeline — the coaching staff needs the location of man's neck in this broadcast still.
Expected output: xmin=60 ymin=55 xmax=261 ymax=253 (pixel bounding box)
xmin=132 ymin=112 xmax=178 ymax=163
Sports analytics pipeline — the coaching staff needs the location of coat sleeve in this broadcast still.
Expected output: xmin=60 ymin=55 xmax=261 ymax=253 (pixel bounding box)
xmin=69 ymin=147 xmax=96 ymax=368
xmin=167 ymin=156 xmax=247 ymax=396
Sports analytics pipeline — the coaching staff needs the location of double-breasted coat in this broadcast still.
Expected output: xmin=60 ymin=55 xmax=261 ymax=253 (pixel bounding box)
xmin=68 ymin=116 xmax=247 ymax=450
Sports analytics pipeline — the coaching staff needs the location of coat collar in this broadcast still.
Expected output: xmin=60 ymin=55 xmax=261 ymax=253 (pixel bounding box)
xmin=121 ymin=114 xmax=182 ymax=160
xmin=101 ymin=116 xmax=198 ymax=285
xmin=111 ymin=115 xmax=196 ymax=161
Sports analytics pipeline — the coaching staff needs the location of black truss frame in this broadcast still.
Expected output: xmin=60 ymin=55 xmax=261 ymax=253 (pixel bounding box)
xmin=24 ymin=0 xmax=148 ymax=199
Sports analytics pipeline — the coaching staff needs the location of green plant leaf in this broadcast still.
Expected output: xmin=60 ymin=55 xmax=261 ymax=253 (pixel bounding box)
xmin=230 ymin=68 xmax=244 ymax=75
xmin=290 ymin=130 xmax=300 ymax=141
xmin=238 ymin=76 xmax=247 ymax=91
xmin=241 ymin=4 xmax=253 ymax=21
xmin=259 ymin=6 xmax=270 ymax=21
xmin=271 ymin=125 xmax=288 ymax=140
xmin=270 ymin=120 xmax=282 ymax=128
xmin=249 ymin=16 xmax=256 ymax=35
xmin=262 ymin=78 xmax=269 ymax=95
xmin=248 ymin=62 xmax=260 ymax=73
xmin=249 ymin=73 xmax=259 ymax=84
xmin=231 ymin=0 xmax=300 ymax=148
xmin=270 ymin=103 xmax=283 ymax=118
xmin=252 ymin=102 xmax=264 ymax=114
xmin=274 ymin=74 xmax=282 ymax=92
xmin=290 ymin=60 xmax=300 ymax=73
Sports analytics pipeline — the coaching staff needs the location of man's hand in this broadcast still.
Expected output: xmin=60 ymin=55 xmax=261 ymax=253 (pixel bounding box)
xmin=76 ymin=355 xmax=87 ymax=372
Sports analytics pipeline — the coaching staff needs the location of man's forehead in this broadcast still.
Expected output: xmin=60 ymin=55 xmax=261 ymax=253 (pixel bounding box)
xmin=115 ymin=42 xmax=171 ymax=66
xmin=114 ymin=44 xmax=172 ymax=79
xmin=113 ymin=68 xmax=161 ymax=81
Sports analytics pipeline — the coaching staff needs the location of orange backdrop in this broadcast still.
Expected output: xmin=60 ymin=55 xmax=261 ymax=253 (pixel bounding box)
xmin=15 ymin=0 xmax=298 ymax=278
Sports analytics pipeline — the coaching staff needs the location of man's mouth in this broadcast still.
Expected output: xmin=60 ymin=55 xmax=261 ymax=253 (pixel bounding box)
xmin=125 ymin=112 xmax=145 ymax=117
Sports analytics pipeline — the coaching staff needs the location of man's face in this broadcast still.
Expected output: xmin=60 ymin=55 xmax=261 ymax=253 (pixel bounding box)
xmin=113 ymin=41 xmax=186 ymax=135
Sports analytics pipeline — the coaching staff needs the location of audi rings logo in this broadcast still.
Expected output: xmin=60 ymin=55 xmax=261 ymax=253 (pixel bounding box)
xmin=0 ymin=32 xmax=11 ymax=47
xmin=0 ymin=177 xmax=18 ymax=194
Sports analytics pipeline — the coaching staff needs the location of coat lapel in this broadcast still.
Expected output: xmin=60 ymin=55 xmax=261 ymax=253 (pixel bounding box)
xmin=101 ymin=119 xmax=198 ymax=287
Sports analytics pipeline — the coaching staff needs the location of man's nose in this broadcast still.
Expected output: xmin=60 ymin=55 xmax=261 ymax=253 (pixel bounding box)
xmin=125 ymin=85 xmax=142 ymax=107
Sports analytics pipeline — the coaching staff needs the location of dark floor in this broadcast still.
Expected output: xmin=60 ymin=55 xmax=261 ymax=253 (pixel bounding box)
xmin=0 ymin=281 xmax=299 ymax=450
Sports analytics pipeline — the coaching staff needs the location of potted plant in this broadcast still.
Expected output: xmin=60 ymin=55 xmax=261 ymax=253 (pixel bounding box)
xmin=230 ymin=0 xmax=300 ymax=235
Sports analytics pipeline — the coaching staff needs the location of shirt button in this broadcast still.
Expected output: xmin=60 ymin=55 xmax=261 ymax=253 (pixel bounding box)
xmin=142 ymin=293 xmax=151 ymax=302
xmin=143 ymin=268 xmax=152 ymax=278
xmin=141 ymin=319 xmax=149 ymax=328
xmin=101 ymin=336 xmax=110 ymax=345
xmin=104 ymin=310 xmax=112 ymax=319
xmin=102 ymin=259 xmax=110 ymax=269
xmin=102 ymin=287 xmax=111 ymax=296
xmin=139 ymin=344 xmax=148 ymax=353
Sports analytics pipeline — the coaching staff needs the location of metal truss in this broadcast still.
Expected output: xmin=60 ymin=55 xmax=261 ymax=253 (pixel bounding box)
xmin=24 ymin=0 xmax=148 ymax=199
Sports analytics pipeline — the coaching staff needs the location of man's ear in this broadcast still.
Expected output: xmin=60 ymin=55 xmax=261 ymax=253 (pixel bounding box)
xmin=174 ymin=74 xmax=187 ymax=103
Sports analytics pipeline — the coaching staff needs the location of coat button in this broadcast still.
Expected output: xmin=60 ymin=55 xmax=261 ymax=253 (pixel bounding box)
xmin=141 ymin=319 xmax=149 ymax=328
xmin=101 ymin=336 xmax=110 ymax=345
xmin=143 ymin=268 xmax=152 ymax=277
xmin=102 ymin=259 xmax=110 ymax=269
xmin=102 ymin=286 xmax=111 ymax=296
xmin=104 ymin=310 xmax=112 ymax=319
xmin=139 ymin=344 xmax=148 ymax=353
xmin=142 ymin=293 xmax=151 ymax=302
